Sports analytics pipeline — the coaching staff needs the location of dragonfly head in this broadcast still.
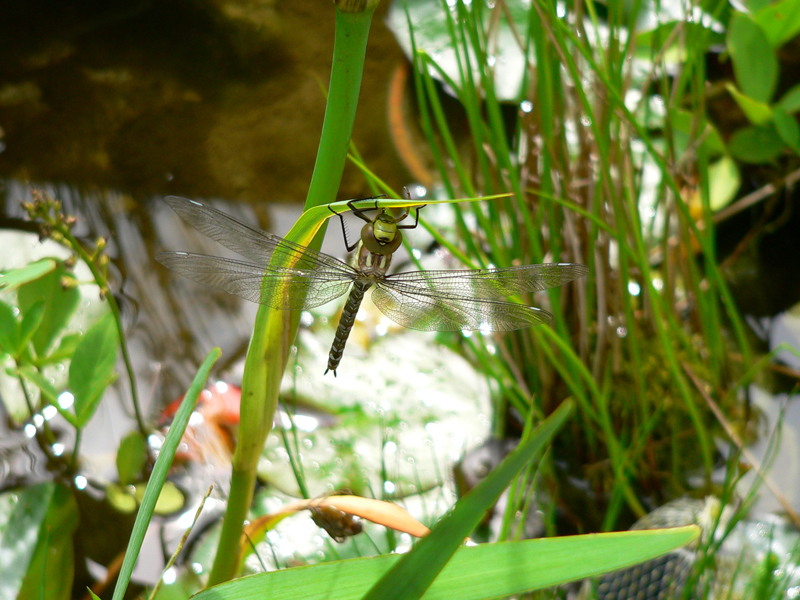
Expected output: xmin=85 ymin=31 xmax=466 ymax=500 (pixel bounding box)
xmin=361 ymin=210 xmax=403 ymax=255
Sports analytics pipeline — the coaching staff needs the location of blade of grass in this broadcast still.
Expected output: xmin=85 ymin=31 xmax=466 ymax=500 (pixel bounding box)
xmin=360 ymin=400 xmax=573 ymax=600
xmin=194 ymin=525 xmax=699 ymax=600
xmin=110 ymin=347 xmax=221 ymax=600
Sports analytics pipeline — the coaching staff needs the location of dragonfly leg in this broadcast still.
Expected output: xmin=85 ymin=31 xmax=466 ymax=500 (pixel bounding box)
xmin=329 ymin=204 xmax=360 ymax=252
xmin=346 ymin=194 xmax=386 ymax=223
xmin=396 ymin=204 xmax=426 ymax=230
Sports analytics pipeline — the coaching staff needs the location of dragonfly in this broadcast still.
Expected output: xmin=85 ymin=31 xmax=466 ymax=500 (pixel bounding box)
xmin=156 ymin=195 xmax=588 ymax=375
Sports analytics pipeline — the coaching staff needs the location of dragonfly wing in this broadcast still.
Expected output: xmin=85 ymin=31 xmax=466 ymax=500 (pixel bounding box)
xmin=165 ymin=196 xmax=350 ymax=274
xmin=156 ymin=252 xmax=354 ymax=310
xmin=384 ymin=263 xmax=588 ymax=299
xmin=372 ymin=280 xmax=553 ymax=332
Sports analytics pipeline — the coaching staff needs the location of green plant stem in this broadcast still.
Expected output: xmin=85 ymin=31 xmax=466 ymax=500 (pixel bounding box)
xmin=59 ymin=227 xmax=147 ymax=437
xmin=206 ymin=4 xmax=376 ymax=586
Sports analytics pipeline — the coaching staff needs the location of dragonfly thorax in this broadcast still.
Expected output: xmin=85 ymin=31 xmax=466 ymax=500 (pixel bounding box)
xmin=360 ymin=211 xmax=403 ymax=255
xmin=356 ymin=243 xmax=392 ymax=277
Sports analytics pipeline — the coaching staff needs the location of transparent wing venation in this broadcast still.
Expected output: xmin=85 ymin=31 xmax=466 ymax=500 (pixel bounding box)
xmin=155 ymin=252 xmax=354 ymax=310
xmin=384 ymin=263 xmax=588 ymax=299
xmin=372 ymin=281 xmax=553 ymax=332
xmin=165 ymin=196 xmax=351 ymax=274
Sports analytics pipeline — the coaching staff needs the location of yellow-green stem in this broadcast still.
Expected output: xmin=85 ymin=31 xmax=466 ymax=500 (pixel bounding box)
xmin=206 ymin=4 xmax=377 ymax=585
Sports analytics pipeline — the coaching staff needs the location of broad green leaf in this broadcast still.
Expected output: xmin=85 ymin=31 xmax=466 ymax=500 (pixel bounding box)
xmin=17 ymin=484 xmax=78 ymax=600
xmin=362 ymin=401 xmax=573 ymax=600
xmin=107 ymin=481 xmax=186 ymax=516
xmin=111 ymin=347 xmax=221 ymax=600
xmin=18 ymin=301 xmax=45 ymax=356
xmin=777 ymin=84 xmax=800 ymax=113
xmin=193 ymin=526 xmax=699 ymax=600
xmin=725 ymin=83 xmax=773 ymax=125
xmin=0 ymin=482 xmax=55 ymax=600
xmin=747 ymin=0 xmax=772 ymax=11
xmin=69 ymin=312 xmax=119 ymax=427
xmin=753 ymin=0 xmax=800 ymax=48
xmin=0 ymin=299 xmax=20 ymax=355
xmin=773 ymin=107 xmax=800 ymax=153
xmin=44 ymin=332 xmax=83 ymax=363
xmin=0 ymin=258 xmax=57 ymax=291
xmin=727 ymin=12 xmax=777 ymax=104
xmin=708 ymin=156 xmax=741 ymax=211
xmin=106 ymin=484 xmax=138 ymax=514
xmin=728 ymin=124 xmax=784 ymax=163
xmin=117 ymin=431 xmax=148 ymax=487
xmin=17 ymin=263 xmax=80 ymax=356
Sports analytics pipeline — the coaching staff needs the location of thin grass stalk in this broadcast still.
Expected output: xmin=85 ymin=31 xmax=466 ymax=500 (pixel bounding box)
xmin=564 ymin=16 xmax=750 ymax=368
xmin=539 ymin=0 xmax=718 ymax=476
xmin=419 ymin=61 xmax=474 ymax=195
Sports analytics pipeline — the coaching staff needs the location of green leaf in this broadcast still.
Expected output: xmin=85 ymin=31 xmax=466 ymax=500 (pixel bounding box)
xmin=17 ymin=263 xmax=80 ymax=356
xmin=725 ymin=83 xmax=773 ymax=125
xmin=0 ymin=299 xmax=20 ymax=355
xmin=117 ymin=431 xmax=148 ymax=487
xmin=106 ymin=484 xmax=138 ymax=514
xmin=708 ymin=156 xmax=741 ymax=211
xmin=753 ymin=0 xmax=800 ymax=48
xmin=777 ymin=84 xmax=800 ymax=113
xmin=69 ymin=312 xmax=119 ymax=427
xmin=0 ymin=482 xmax=55 ymax=600
xmin=727 ymin=12 xmax=778 ymax=104
xmin=0 ymin=258 xmax=57 ymax=291
xmin=773 ymin=107 xmax=800 ymax=153
xmin=43 ymin=332 xmax=83 ymax=363
xmin=363 ymin=401 xmax=573 ymax=600
xmin=192 ymin=526 xmax=699 ymax=600
xmin=132 ymin=481 xmax=185 ymax=516
xmin=17 ymin=484 xmax=78 ymax=600
xmin=111 ymin=347 xmax=221 ymax=600
xmin=727 ymin=124 xmax=784 ymax=163
xmin=18 ymin=301 xmax=45 ymax=356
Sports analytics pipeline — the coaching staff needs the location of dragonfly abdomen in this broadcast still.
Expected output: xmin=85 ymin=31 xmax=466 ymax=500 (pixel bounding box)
xmin=326 ymin=279 xmax=372 ymax=376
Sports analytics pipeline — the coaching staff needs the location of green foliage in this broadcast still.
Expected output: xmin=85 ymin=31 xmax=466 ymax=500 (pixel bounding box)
xmin=363 ymin=401 xmax=574 ymax=600
xmin=753 ymin=0 xmax=800 ymax=47
xmin=0 ymin=482 xmax=79 ymax=600
xmin=69 ymin=312 xmax=119 ymax=427
xmin=16 ymin=485 xmax=78 ymax=600
xmin=16 ymin=262 xmax=79 ymax=356
xmin=723 ymin=7 xmax=800 ymax=164
xmin=193 ymin=526 xmax=698 ymax=600
xmin=110 ymin=348 xmax=221 ymax=600
xmin=728 ymin=124 xmax=785 ymax=164
xmin=117 ymin=431 xmax=149 ymax=487
xmin=727 ymin=12 xmax=777 ymax=104
xmin=0 ymin=258 xmax=58 ymax=291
